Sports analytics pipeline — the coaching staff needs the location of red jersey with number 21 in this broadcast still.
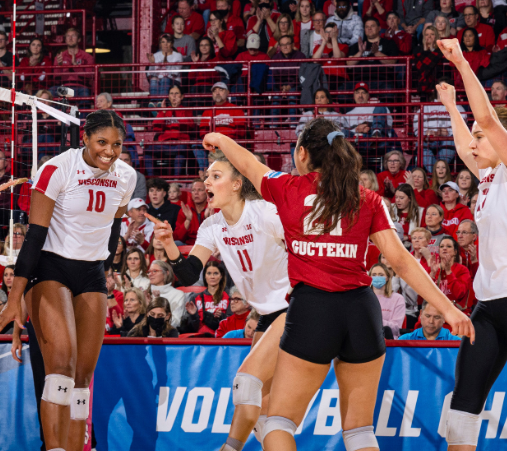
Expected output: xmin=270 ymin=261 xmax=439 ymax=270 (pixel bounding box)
xmin=261 ymin=171 xmax=395 ymax=292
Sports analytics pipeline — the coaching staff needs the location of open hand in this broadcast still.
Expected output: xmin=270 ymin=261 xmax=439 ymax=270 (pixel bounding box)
xmin=186 ymin=301 xmax=197 ymax=315
xmin=0 ymin=299 xmax=25 ymax=332
xmin=112 ymin=309 xmax=123 ymax=329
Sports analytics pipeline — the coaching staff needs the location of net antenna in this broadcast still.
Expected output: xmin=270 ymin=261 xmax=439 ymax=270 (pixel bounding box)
xmin=2 ymin=3 xmax=80 ymax=263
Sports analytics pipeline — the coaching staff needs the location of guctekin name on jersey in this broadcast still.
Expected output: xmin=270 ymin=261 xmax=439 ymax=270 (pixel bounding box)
xmin=78 ymin=179 xmax=118 ymax=188
xmin=223 ymin=234 xmax=254 ymax=246
xmin=292 ymin=241 xmax=358 ymax=258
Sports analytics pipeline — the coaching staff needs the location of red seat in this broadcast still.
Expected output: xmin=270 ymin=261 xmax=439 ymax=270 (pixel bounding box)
xmin=178 ymin=245 xmax=194 ymax=256
xmin=176 ymin=286 xmax=206 ymax=293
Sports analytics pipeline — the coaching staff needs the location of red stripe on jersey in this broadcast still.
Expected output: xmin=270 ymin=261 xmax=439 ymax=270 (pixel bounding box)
xmin=34 ymin=165 xmax=58 ymax=195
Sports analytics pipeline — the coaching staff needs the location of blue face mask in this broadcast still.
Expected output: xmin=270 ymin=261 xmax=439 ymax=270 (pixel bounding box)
xmin=371 ymin=276 xmax=387 ymax=289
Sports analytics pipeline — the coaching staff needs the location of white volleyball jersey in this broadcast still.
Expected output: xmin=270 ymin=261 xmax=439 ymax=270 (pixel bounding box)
xmin=195 ymin=199 xmax=290 ymax=315
xmin=474 ymin=163 xmax=507 ymax=301
xmin=32 ymin=148 xmax=137 ymax=261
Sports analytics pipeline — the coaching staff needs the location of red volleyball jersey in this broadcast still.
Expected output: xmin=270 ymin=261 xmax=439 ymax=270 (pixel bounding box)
xmin=261 ymin=171 xmax=395 ymax=292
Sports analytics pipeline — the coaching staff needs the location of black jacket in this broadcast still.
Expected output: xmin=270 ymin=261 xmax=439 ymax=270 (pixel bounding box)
xmin=109 ymin=314 xmax=145 ymax=337
xmin=148 ymin=200 xmax=181 ymax=230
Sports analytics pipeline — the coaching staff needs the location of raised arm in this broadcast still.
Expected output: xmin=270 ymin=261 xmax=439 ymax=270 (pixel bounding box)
xmin=202 ymin=132 xmax=270 ymax=194
xmin=436 ymin=82 xmax=478 ymax=178
xmin=371 ymin=228 xmax=475 ymax=341
xmin=438 ymin=38 xmax=507 ymax=167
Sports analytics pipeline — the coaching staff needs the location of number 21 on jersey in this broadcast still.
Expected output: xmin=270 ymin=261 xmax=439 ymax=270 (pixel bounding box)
xmin=303 ymin=195 xmax=342 ymax=235
xmin=237 ymin=249 xmax=253 ymax=272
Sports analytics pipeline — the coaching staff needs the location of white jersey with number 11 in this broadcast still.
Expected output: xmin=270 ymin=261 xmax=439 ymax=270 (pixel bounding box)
xmin=195 ymin=199 xmax=289 ymax=315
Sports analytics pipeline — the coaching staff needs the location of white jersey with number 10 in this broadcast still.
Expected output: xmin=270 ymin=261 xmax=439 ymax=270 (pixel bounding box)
xmin=31 ymin=147 xmax=137 ymax=262
xmin=195 ymin=199 xmax=290 ymax=315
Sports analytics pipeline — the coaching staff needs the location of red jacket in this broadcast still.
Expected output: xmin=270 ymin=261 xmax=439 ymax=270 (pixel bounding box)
xmin=414 ymin=188 xmax=440 ymax=209
xmin=165 ymin=11 xmax=205 ymax=37
xmin=193 ymin=291 xmax=230 ymax=335
xmin=213 ymin=30 xmax=238 ymax=60
xmin=18 ymin=56 xmax=53 ymax=89
xmin=206 ymin=14 xmax=245 ymax=41
xmin=381 ymin=29 xmax=412 ymax=55
xmin=216 ymin=310 xmax=250 ymax=337
xmin=457 ymin=23 xmax=495 ymax=51
xmin=441 ymin=202 xmax=474 ymax=238
xmin=197 ymin=0 xmax=241 ymax=17
xmin=376 ymin=170 xmax=408 ymax=198
xmin=433 ymin=263 xmax=473 ymax=313
xmin=200 ymin=102 xmax=246 ymax=139
xmin=362 ymin=0 xmax=393 ymax=29
xmin=53 ymin=49 xmax=95 ymax=86
xmin=246 ymin=12 xmax=281 ymax=37
xmin=188 ymin=56 xmax=221 ymax=86
xmin=497 ymin=27 xmax=507 ymax=50
xmin=173 ymin=205 xmax=208 ymax=245
xmin=452 ymin=50 xmax=491 ymax=89
xmin=153 ymin=108 xmax=194 ymax=141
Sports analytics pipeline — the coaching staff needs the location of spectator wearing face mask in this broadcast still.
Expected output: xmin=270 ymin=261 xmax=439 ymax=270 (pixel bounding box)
xmin=148 ymin=260 xmax=186 ymax=328
xmin=215 ymin=287 xmax=251 ymax=337
xmin=369 ymin=263 xmax=405 ymax=339
xmin=223 ymin=309 xmax=261 ymax=338
xmin=128 ymin=297 xmax=180 ymax=338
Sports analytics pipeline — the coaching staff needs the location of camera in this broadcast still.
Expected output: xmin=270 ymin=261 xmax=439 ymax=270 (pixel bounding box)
xmin=56 ymin=86 xmax=75 ymax=98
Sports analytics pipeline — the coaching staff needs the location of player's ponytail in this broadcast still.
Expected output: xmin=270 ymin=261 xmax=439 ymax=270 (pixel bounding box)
xmin=297 ymin=117 xmax=362 ymax=235
xmin=83 ymin=109 xmax=126 ymax=140
xmin=213 ymin=152 xmax=262 ymax=201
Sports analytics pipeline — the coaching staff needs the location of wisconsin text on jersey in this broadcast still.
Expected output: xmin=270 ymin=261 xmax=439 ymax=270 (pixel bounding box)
xmin=78 ymin=178 xmax=118 ymax=188
xmin=291 ymin=241 xmax=358 ymax=258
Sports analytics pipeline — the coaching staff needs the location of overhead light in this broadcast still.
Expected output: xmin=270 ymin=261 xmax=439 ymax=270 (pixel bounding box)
xmin=86 ymin=47 xmax=111 ymax=53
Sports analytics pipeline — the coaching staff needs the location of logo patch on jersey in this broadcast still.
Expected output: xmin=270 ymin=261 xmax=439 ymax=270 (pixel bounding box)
xmin=266 ymin=171 xmax=286 ymax=179
xmin=77 ymin=170 xmax=85 ymax=175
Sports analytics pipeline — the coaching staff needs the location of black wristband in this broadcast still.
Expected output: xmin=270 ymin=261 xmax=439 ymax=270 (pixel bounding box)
xmin=14 ymin=224 xmax=49 ymax=280
xmin=104 ymin=217 xmax=122 ymax=272
xmin=169 ymin=253 xmax=204 ymax=286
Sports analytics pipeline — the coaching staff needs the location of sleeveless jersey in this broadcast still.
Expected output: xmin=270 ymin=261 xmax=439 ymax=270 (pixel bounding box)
xmin=261 ymin=171 xmax=395 ymax=292
xmin=195 ymin=199 xmax=289 ymax=315
xmin=474 ymin=163 xmax=507 ymax=301
xmin=32 ymin=148 xmax=137 ymax=261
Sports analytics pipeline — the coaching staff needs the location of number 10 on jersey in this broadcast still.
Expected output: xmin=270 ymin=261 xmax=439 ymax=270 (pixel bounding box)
xmin=87 ymin=190 xmax=106 ymax=212
xmin=237 ymin=249 xmax=252 ymax=272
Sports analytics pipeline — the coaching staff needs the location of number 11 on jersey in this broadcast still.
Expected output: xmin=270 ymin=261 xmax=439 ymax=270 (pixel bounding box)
xmin=237 ymin=249 xmax=253 ymax=272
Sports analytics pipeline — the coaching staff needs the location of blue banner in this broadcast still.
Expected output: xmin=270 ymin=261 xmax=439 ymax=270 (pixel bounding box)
xmin=3 ymin=341 xmax=507 ymax=450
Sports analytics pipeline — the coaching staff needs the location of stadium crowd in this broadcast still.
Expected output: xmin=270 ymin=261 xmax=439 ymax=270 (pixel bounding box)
xmin=0 ymin=0 xmax=501 ymax=340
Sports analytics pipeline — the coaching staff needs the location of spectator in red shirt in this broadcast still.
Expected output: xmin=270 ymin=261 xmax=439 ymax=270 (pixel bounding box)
xmin=150 ymin=85 xmax=193 ymax=176
xmin=405 ymin=167 xmax=440 ymax=208
xmin=121 ymin=198 xmax=155 ymax=252
xmin=216 ymin=287 xmax=251 ymax=337
xmin=165 ymin=0 xmax=206 ymax=40
xmin=382 ymin=11 xmax=412 ymax=55
xmin=393 ymin=183 xmax=424 ymax=246
xmin=51 ymin=28 xmax=95 ymax=100
xmin=189 ymin=36 xmax=221 ymax=104
xmin=207 ymin=10 xmax=238 ymax=60
xmin=377 ymin=150 xmax=408 ymax=198
xmin=246 ymin=0 xmax=281 ymax=53
xmin=440 ymin=181 xmax=474 ymax=237
xmin=236 ymin=33 xmax=271 ymax=63
xmin=200 ymin=82 xmax=247 ymax=141
xmin=453 ymin=27 xmax=491 ymax=89
xmin=211 ymin=0 xmax=246 ymax=47
xmin=477 ymin=0 xmax=507 ymax=37
xmin=268 ymin=13 xmax=300 ymax=56
xmin=456 ymin=219 xmax=479 ymax=278
xmin=457 ymin=6 xmax=495 ymax=50
xmin=18 ymin=38 xmax=52 ymax=94
xmin=312 ymin=22 xmax=349 ymax=87
xmin=293 ymin=0 xmax=314 ymax=44
xmin=363 ymin=0 xmax=393 ymax=30
xmin=429 ymin=236 xmax=473 ymax=313
xmin=181 ymin=261 xmax=230 ymax=335
xmin=173 ymin=179 xmax=213 ymax=245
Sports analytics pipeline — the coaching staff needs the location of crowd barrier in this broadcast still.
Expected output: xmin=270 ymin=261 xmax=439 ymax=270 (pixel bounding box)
xmin=1 ymin=338 xmax=507 ymax=450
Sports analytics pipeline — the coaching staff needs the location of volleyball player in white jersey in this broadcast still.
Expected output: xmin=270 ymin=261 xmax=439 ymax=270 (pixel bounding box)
xmin=0 ymin=110 xmax=137 ymax=451
xmin=149 ymin=153 xmax=290 ymax=451
xmin=437 ymin=38 xmax=507 ymax=451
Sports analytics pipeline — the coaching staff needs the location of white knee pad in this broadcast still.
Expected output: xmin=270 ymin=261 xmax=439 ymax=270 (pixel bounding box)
xmin=42 ymin=374 xmax=75 ymax=406
xmin=253 ymin=414 xmax=268 ymax=445
xmin=70 ymin=387 xmax=91 ymax=420
xmin=342 ymin=425 xmax=378 ymax=451
xmin=261 ymin=416 xmax=297 ymax=447
xmin=232 ymin=373 xmax=263 ymax=408
xmin=446 ymin=408 xmax=481 ymax=446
